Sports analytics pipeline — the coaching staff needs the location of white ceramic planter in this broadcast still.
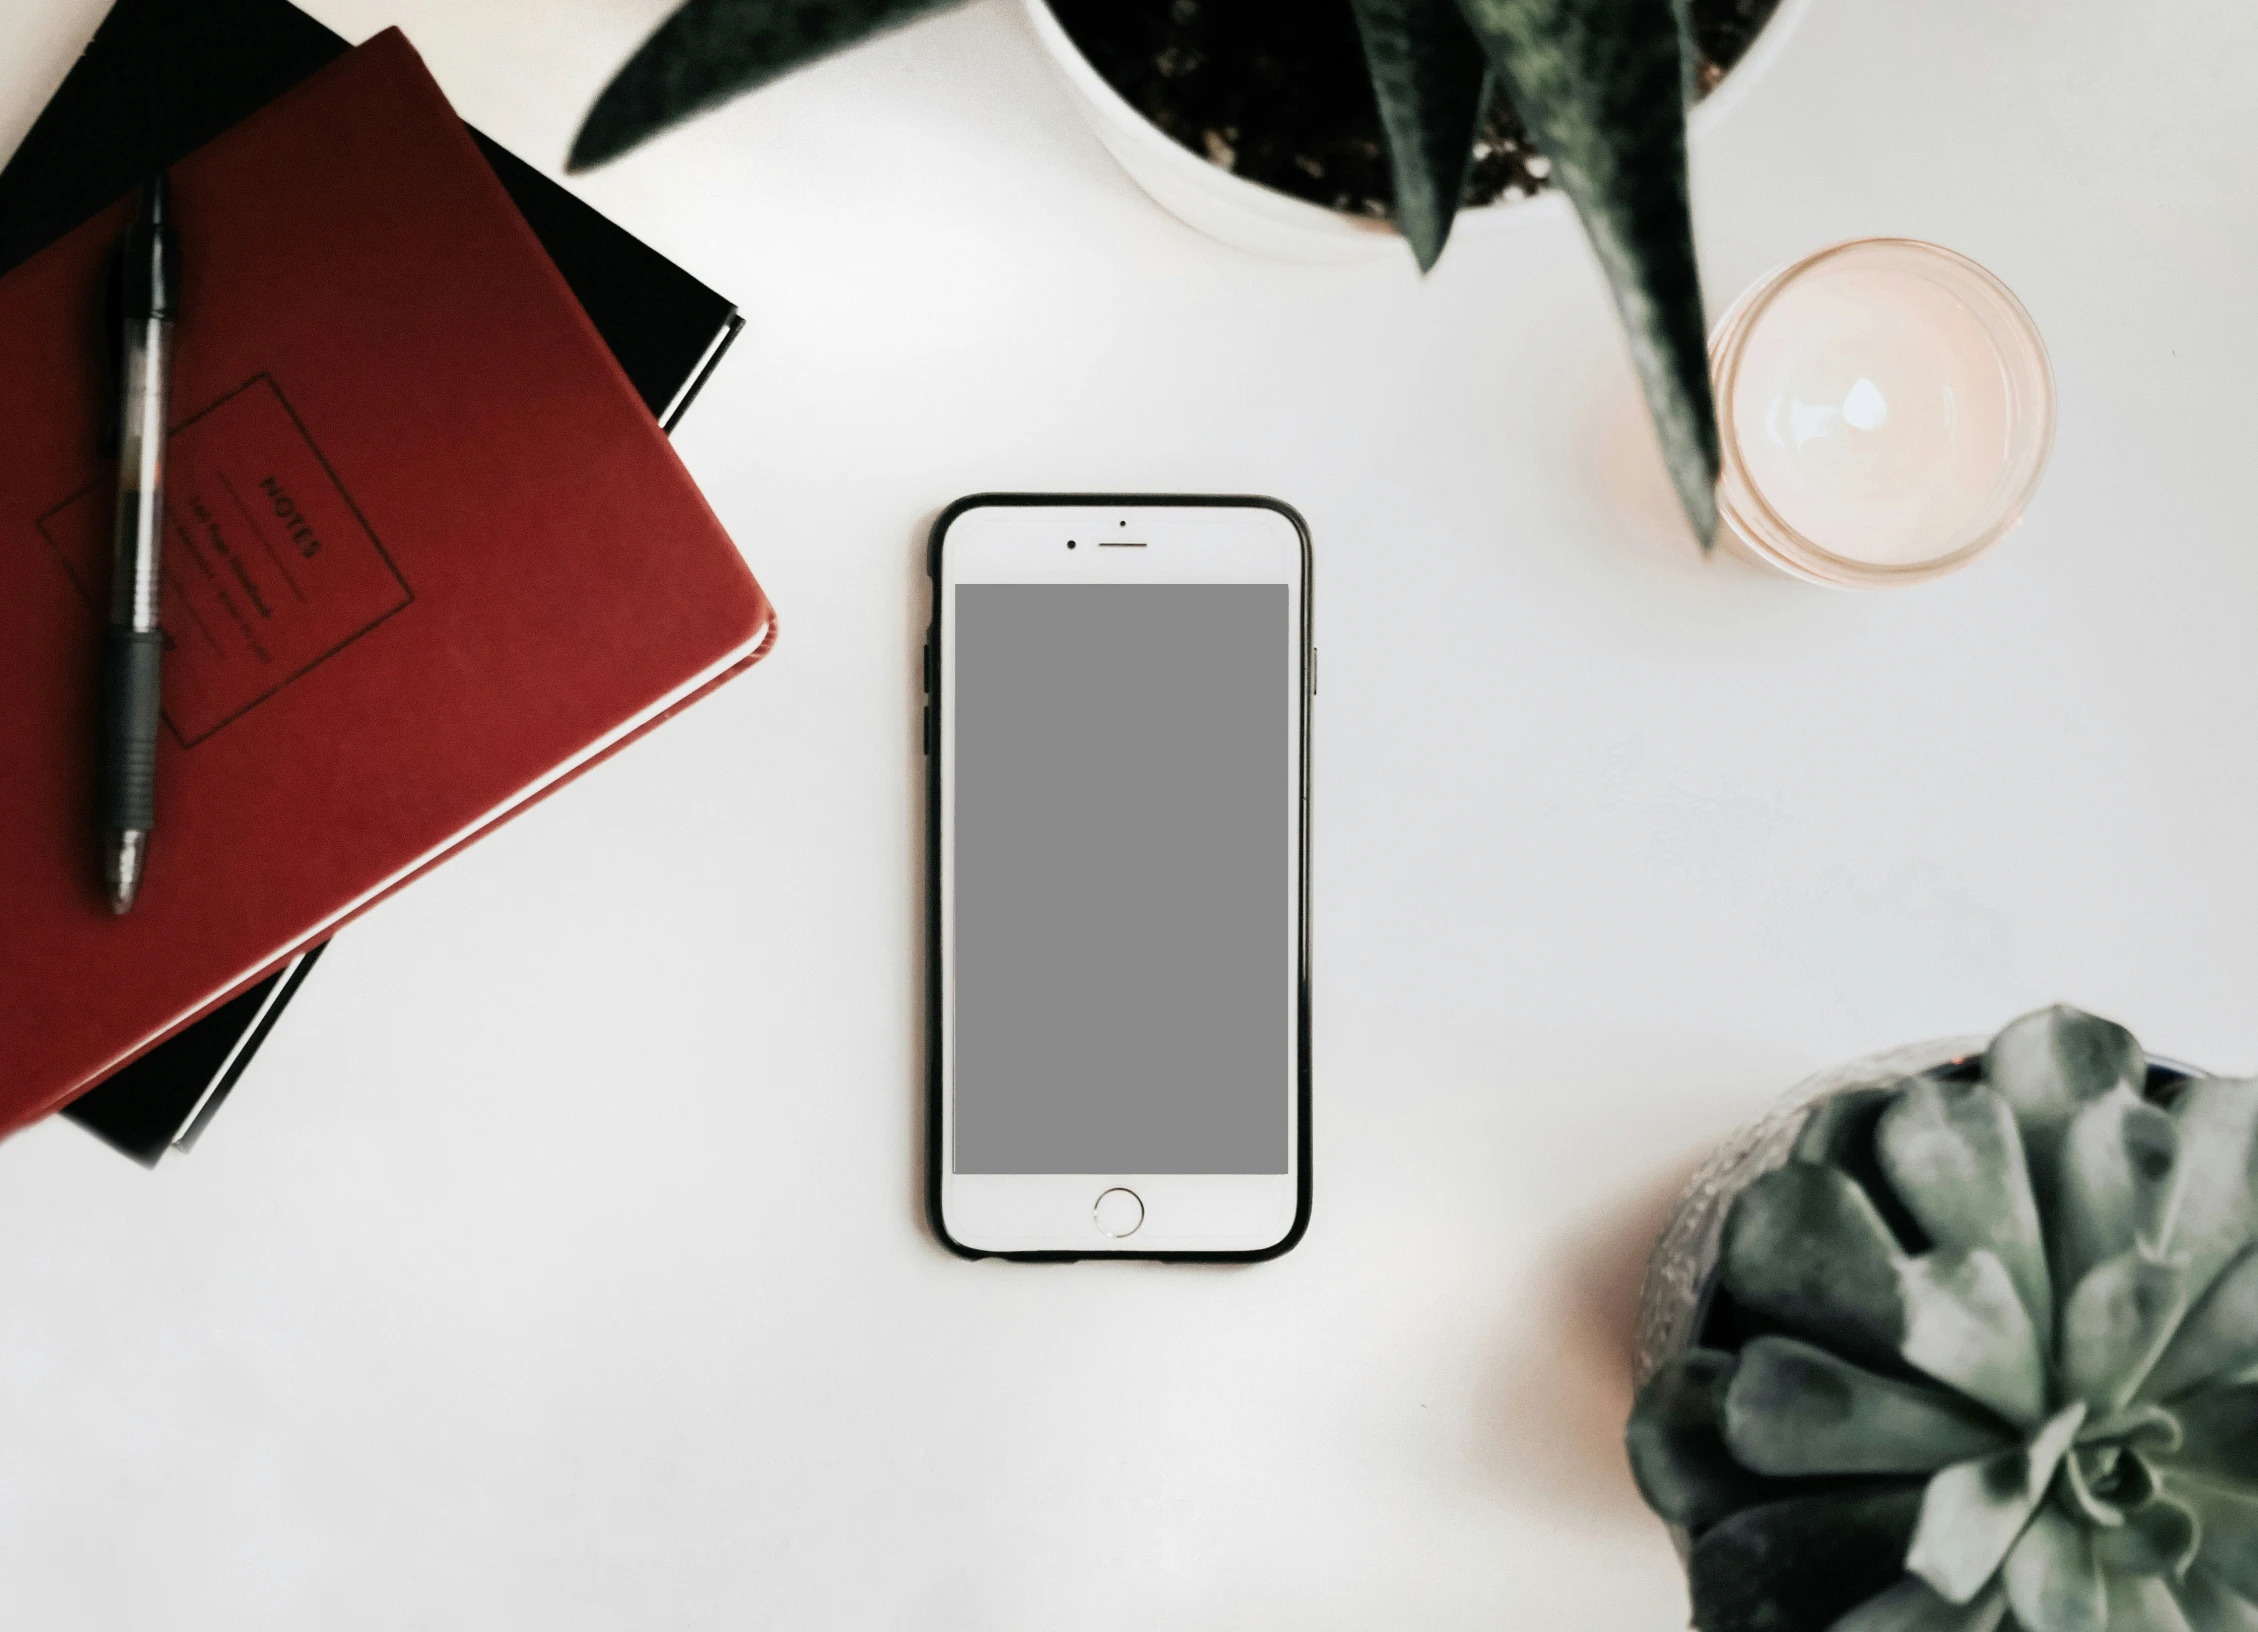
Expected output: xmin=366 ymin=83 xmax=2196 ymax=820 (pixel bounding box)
xmin=1022 ymin=0 xmax=1813 ymax=265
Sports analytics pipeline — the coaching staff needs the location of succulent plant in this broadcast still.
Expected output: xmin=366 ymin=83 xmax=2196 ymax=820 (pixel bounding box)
xmin=565 ymin=0 xmax=1720 ymax=548
xmin=1627 ymin=1006 xmax=2258 ymax=1632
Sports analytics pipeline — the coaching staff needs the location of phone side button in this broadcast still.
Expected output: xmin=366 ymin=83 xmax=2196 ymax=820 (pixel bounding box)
xmin=1093 ymin=1187 xmax=1144 ymax=1238
xmin=921 ymin=704 xmax=933 ymax=756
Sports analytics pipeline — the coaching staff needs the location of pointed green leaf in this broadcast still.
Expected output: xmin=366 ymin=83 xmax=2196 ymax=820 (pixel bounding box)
xmin=1625 ymin=1348 xmax=1778 ymax=1534
xmin=2059 ymin=1447 xmax=2139 ymax=1529
xmin=1985 ymin=1007 xmax=2145 ymax=1215
xmin=1451 ymin=0 xmax=1718 ymax=545
xmin=1691 ymin=1487 xmax=1925 ymax=1632
xmin=2080 ymin=1405 xmax=2183 ymax=1457
xmin=2145 ymin=1247 xmax=2258 ymax=1403
xmin=2107 ymin=1573 xmax=2198 ymax=1632
xmin=2056 ymin=1086 xmax=2184 ymax=1298
xmin=1908 ymin=1405 xmax=2086 ymax=1603
xmin=2155 ymin=1382 xmax=2258 ymax=1487
xmin=2093 ymin=1490 xmax=2200 ymax=1580
xmin=2168 ymin=1080 xmax=2258 ymax=1310
xmin=1722 ymin=1336 xmax=2012 ymax=1477
xmin=2176 ymin=1565 xmax=2258 ymax=1631
xmin=1900 ymin=1250 xmax=2049 ymax=1428
xmin=1798 ymin=1086 xmax=1900 ymax=1169
xmin=1724 ymin=1166 xmax=2046 ymax=1424
xmin=2062 ymin=1251 xmax=2191 ymax=1415
xmin=1348 ymin=0 xmax=1493 ymax=272
xmin=570 ymin=0 xmax=962 ymax=171
xmin=1880 ymin=1078 xmax=2051 ymax=1338
xmin=2003 ymin=1506 xmax=2104 ymax=1632
xmin=1723 ymin=1163 xmax=1913 ymax=1376
xmin=1828 ymin=1578 xmax=2008 ymax=1632
xmin=2184 ymin=1480 xmax=2258 ymax=1605
xmin=1797 ymin=1082 xmax=1931 ymax=1251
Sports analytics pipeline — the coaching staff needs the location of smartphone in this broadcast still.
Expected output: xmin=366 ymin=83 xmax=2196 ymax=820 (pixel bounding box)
xmin=925 ymin=495 xmax=1313 ymax=1261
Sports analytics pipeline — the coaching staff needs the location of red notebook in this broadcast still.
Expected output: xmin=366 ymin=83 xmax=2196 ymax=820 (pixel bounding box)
xmin=0 ymin=30 xmax=774 ymax=1137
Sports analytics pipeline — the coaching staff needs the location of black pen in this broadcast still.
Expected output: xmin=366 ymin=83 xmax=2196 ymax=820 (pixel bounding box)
xmin=102 ymin=173 xmax=179 ymax=915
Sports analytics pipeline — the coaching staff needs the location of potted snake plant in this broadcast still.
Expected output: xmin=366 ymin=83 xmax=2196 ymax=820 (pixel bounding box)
xmin=1017 ymin=0 xmax=1786 ymax=268
xmin=1628 ymin=1006 xmax=2258 ymax=1631
xmin=567 ymin=0 xmax=1727 ymax=547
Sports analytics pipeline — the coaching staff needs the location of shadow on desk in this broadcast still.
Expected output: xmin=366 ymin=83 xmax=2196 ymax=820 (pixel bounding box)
xmin=1481 ymin=1153 xmax=1703 ymax=1522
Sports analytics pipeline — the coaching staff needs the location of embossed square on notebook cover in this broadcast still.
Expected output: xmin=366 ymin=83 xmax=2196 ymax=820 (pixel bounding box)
xmin=39 ymin=374 xmax=412 ymax=746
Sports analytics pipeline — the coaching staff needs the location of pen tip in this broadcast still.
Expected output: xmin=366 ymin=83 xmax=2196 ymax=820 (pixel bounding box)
xmin=106 ymin=830 xmax=145 ymax=916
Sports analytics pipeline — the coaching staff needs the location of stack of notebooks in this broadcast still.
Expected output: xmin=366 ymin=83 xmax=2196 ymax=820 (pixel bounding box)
xmin=0 ymin=1 xmax=774 ymax=1163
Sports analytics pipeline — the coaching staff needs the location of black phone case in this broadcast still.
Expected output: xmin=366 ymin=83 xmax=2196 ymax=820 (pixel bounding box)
xmin=924 ymin=493 xmax=1314 ymax=1263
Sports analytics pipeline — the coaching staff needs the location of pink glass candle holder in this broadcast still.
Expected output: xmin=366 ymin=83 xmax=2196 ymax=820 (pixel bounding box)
xmin=1710 ymin=238 xmax=2056 ymax=588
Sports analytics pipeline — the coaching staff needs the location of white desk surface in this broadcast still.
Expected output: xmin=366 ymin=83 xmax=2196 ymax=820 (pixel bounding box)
xmin=4 ymin=0 xmax=2256 ymax=1625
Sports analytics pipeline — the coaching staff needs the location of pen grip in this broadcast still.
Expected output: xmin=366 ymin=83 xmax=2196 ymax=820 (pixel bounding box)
xmin=100 ymin=629 xmax=164 ymax=832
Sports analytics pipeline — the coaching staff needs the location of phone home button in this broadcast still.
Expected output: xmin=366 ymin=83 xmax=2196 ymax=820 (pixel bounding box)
xmin=1092 ymin=1187 xmax=1144 ymax=1239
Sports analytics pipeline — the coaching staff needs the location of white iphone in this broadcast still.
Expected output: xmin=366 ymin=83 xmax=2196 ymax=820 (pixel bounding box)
xmin=925 ymin=495 xmax=1312 ymax=1260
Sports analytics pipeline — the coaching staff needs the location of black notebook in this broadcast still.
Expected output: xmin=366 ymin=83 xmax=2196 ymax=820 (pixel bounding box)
xmin=6 ymin=0 xmax=744 ymax=1165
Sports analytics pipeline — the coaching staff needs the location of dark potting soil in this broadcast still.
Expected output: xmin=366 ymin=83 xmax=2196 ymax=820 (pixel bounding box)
xmin=1045 ymin=0 xmax=1784 ymax=217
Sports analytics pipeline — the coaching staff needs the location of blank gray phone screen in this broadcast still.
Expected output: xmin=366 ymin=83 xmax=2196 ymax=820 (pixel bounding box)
xmin=952 ymin=583 xmax=1291 ymax=1175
